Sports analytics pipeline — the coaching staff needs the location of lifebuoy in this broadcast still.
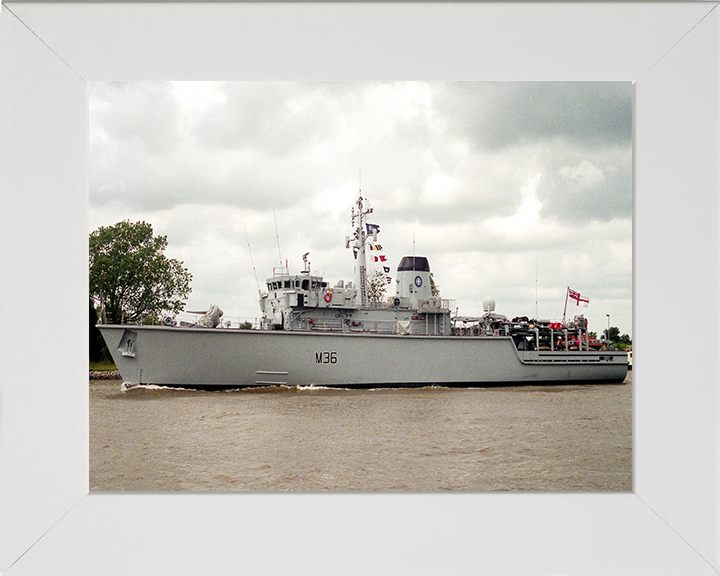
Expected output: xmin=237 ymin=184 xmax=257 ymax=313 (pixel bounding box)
xmin=324 ymin=291 xmax=332 ymax=303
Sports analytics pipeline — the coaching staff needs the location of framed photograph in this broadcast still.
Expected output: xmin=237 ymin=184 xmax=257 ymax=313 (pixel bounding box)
xmin=1 ymin=2 xmax=718 ymax=574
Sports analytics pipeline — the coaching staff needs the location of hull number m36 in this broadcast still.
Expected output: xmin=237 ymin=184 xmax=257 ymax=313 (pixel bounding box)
xmin=316 ymin=351 xmax=338 ymax=364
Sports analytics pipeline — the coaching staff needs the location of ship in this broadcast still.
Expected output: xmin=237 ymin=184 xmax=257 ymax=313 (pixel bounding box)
xmin=98 ymin=193 xmax=629 ymax=389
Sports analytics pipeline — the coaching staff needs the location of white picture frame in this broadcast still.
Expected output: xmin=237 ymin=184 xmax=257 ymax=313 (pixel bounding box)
xmin=1 ymin=2 xmax=718 ymax=574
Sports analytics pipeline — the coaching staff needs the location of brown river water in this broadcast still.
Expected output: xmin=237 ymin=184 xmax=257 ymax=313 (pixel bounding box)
xmin=90 ymin=371 xmax=631 ymax=492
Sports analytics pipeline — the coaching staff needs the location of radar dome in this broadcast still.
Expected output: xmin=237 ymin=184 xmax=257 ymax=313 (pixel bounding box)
xmin=483 ymin=297 xmax=496 ymax=312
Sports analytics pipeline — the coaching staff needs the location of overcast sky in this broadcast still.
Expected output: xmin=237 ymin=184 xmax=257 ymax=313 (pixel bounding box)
xmin=89 ymin=81 xmax=632 ymax=337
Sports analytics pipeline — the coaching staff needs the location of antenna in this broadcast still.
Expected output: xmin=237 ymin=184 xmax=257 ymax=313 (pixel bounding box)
xmin=535 ymin=257 xmax=538 ymax=318
xmin=244 ymin=221 xmax=261 ymax=296
xmin=273 ymin=209 xmax=283 ymax=266
xmin=413 ymin=217 xmax=416 ymax=257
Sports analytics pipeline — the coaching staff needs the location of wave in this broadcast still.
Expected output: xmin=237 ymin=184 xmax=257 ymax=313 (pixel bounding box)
xmin=119 ymin=382 xmax=453 ymax=394
xmin=120 ymin=382 xmax=203 ymax=393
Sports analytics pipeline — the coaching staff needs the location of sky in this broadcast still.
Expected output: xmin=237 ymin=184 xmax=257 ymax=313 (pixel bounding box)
xmin=89 ymin=81 xmax=632 ymax=337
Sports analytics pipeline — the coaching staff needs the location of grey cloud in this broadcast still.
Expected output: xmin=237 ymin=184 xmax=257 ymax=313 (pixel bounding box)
xmin=538 ymin=146 xmax=632 ymax=223
xmin=90 ymin=135 xmax=351 ymax=218
xmin=192 ymin=81 xmax=439 ymax=159
xmin=90 ymin=80 xmax=631 ymax=224
xmin=438 ymin=82 xmax=632 ymax=152
xmin=89 ymin=155 xmax=317 ymax=214
xmin=100 ymin=82 xmax=180 ymax=154
xmin=191 ymin=82 xmax=334 ymax=157
xmin=380 ymin=187 xmax=517 ymax=226
xmin=430 ymin=82 xmax=632 ymax=224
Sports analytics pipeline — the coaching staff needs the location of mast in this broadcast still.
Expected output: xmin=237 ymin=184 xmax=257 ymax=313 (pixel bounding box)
xmin=350 ymin=188 xmax=373 ymax=307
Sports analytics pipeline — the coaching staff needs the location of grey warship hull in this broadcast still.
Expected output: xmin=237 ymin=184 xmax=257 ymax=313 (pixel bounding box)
xmin=99 ymin=325 xmax=628 ymax=389
xmin=97 ymin=192 xmax=629 ymax=389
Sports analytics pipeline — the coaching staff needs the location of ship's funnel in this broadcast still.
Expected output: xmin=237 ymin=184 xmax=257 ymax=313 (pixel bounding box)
xmin=396 ymin=256 xmax=432 ymax=299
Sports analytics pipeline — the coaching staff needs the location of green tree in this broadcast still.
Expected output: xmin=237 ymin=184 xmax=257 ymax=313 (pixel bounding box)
xmin=367 ymin=270 xmax=388 ymax=303
xmin=603 ymin=326 xmax=621 ymax=343
xmin=430 ymin=273 xmax=439 ymax=298
xmin=90 ymin=220 xmax=192 ymax=324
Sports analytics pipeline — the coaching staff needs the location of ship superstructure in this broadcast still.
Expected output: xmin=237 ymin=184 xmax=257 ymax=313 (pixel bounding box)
xmin=259 ymin=194 xmax=453 ymax=336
